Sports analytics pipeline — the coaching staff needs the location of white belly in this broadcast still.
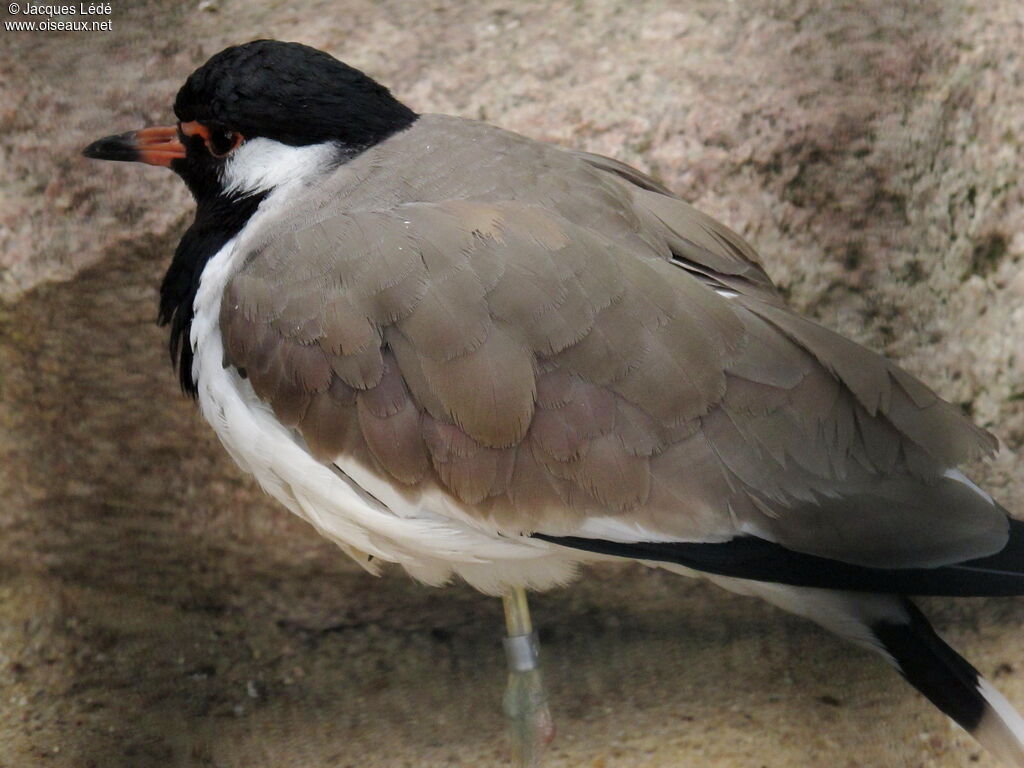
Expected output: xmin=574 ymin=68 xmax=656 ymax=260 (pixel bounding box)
xmin=189 ymin=237 xmax=583 ymax=595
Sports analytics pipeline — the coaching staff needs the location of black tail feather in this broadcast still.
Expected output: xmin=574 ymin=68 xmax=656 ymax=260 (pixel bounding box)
xmin=870 ymin=599 xmax=1024 ymax=766
xmin=872 ymin=600 xmax=984 ymax=730
xmin=536 ymin=518 xmax=1024 ymax=596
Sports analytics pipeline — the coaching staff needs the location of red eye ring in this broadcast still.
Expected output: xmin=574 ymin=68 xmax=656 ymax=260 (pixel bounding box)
xmin=179 ymin=121 xmax=244 ymax=158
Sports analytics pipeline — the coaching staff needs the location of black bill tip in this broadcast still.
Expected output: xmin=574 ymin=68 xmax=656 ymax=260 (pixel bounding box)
xmin=82 ymin=131 xmax=142 ymax=162
xmin=83 ymin=125 xmax=186 ymax=167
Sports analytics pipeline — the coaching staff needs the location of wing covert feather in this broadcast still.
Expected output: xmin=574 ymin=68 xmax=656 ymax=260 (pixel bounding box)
xmin=219 ymin=118 xmax=1002 ymax=569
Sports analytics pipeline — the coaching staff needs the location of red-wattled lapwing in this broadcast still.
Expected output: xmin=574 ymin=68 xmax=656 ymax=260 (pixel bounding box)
xmin=83 ymin=39 xmax=1024 ymax=767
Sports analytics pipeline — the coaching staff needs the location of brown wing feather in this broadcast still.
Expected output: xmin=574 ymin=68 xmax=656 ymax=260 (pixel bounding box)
xmin=219 ymin=115 xmax=1002 ymax=567
xmin=571 ymin=148 xmax=778 ymax=300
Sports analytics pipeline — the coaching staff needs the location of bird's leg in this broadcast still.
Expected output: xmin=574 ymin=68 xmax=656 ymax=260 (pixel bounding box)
xmin=501 ymin=586 xmax=554 ymax=767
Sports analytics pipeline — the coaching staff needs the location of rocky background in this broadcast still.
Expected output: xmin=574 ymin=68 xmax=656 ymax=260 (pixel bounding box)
xmin=1 ymin=1 xmax=1022 ymax=766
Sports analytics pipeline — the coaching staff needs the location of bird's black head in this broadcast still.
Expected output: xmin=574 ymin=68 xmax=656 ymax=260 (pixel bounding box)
xmin=84 ymin=39 xmax=418 ymax=202
xmin=82 ymin=40 xmax=417 ymax=396
xmin=174 ymin=39 xmax=417 ymax=150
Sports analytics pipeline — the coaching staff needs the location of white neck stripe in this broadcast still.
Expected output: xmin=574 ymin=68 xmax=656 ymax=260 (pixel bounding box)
xmin=220 ymin=138 xmax=339 ymax=197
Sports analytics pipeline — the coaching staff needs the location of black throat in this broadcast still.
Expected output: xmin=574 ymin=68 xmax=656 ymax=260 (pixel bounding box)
xmin=158 ymin=191 xmax=267 ymax=396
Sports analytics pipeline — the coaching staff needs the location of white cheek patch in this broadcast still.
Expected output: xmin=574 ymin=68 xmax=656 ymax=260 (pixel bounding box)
xmin=220 ymin=137 xmax=338 ymax=196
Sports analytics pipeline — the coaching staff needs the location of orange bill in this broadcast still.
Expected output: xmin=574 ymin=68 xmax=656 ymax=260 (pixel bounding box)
xmin=82 ymin=124 xmax=187 ymax=167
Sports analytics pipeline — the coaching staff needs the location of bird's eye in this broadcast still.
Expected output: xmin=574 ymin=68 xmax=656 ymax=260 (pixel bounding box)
xmin=207 ymin=129 xmax=243 ymax=158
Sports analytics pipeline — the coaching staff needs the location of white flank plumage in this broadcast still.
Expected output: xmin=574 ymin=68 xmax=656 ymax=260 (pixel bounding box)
xmin=189 ymin=186 xmax=584 ymax=595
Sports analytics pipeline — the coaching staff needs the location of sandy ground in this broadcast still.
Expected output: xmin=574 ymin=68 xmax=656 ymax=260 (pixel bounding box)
xmin=1 ymin=1 xmax=1023 ymax=766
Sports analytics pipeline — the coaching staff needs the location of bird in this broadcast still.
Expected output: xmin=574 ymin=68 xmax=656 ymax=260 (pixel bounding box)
xmin=82 ymin=39 xmax=1024 ymax=766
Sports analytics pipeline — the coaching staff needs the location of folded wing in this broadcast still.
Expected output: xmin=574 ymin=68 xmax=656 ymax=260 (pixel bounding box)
xmin=219 ymin=138 xmax=1007 ymax=586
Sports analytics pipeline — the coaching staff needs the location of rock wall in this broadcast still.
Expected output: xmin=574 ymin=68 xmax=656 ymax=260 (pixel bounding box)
xmin=1 ymin=1 xmax=1022 ymax=766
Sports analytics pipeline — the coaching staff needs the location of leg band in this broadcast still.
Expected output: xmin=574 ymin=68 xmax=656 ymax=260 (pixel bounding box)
xmin=503 ymin=630 xmax=540 ymax=672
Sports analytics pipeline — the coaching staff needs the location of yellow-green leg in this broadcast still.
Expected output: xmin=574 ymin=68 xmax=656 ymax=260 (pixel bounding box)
xmin=501 ymin=587 xmax=554 ymax=767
